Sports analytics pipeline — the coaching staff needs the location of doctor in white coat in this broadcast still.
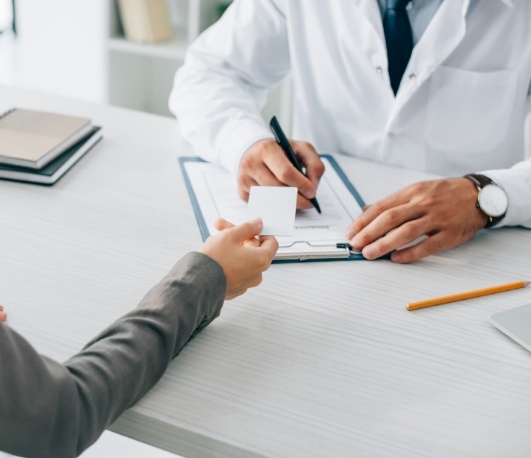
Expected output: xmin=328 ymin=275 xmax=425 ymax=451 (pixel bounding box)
xmin=170 ymin=0 xmax=531 ymax=263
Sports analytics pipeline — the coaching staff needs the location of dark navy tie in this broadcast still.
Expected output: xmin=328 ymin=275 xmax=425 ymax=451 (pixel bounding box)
xmin=383 ymin=0 xmax=413 ymax=95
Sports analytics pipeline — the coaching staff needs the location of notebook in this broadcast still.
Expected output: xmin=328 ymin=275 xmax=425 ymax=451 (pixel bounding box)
xmin=180 ymin=154 xmax=367 ymax=262
xmin=0 ymin=126 xmax=102 ymax=185
xmin=0 ymin=108 xmax=94 ymax=169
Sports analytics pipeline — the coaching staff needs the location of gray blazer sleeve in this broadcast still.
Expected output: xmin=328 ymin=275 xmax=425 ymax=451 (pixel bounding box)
xmin=0 ymin=252 xmax=226 ymax=458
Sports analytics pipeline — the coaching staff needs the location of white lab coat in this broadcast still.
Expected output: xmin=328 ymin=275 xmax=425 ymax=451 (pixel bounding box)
xmin=170 ymin=0 xmax=531 ymax=228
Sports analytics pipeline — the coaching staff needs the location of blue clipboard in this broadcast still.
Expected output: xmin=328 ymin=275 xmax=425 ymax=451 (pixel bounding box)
xmin=179 ymin=154 xmax=367 ymax=262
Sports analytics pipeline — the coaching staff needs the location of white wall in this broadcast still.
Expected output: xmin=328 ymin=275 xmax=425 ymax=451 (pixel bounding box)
xmin=0 ymin=0 xmax=13 ymax=30
xmin=4 ymin=0 xmax=107 ymax=103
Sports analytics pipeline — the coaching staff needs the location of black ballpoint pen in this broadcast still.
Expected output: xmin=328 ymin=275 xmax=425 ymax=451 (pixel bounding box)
xmin=269 ymin=116 xmax=322 ymax=214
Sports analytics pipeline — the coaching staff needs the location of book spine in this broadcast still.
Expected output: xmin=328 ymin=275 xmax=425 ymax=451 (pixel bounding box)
xmin=118 ymin=0 xmax=172 ymax=44
xmin=118 ymin=0 xmax=142 ymax=43
xmin=146 ymin=0 xmax=173 ymax=42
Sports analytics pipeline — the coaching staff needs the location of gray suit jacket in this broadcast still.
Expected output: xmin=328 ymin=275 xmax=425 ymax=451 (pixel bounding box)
xmin=0 ymin=252 xmax=226 ymax=458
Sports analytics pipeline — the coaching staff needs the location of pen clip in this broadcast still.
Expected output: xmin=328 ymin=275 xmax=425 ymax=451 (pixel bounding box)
xmin=336 ymin=243 xmax=352 ymax=250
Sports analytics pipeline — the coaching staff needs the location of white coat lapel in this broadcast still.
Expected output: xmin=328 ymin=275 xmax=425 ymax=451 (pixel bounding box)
xmin=355 ymin=0 xmax=386 ymax=45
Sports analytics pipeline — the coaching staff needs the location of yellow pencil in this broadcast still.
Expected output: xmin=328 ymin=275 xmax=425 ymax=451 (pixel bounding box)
xmin=406 ymin=281 xmax=530 ymax=311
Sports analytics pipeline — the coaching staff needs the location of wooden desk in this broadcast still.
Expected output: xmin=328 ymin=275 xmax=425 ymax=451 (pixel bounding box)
xmin=1 ymin=86 xmax=530 ymax=458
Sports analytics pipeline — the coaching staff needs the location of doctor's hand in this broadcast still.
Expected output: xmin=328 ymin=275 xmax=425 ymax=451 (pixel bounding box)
xmin=0 ymin=304 xmax=6 ymax=322
xmin=237 ymin=138 xmax=325 ymax=210
xmin=200 ymin=218 xmax=278 ymax=300
xmin=345 ymin=178 xmax=488 ymax=263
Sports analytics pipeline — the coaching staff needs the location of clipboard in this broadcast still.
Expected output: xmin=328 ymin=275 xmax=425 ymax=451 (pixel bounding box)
xmin=179 ymin=154 xmax=366 ymax=262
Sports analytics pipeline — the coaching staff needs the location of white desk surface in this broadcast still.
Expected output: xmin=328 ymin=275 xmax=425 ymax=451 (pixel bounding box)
xmin=1 ymin=86 xmax=531 ymax=458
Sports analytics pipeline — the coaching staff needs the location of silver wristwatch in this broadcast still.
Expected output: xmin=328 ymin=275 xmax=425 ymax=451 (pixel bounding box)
xmin=464 ymin=174 xmax=508 ymax=228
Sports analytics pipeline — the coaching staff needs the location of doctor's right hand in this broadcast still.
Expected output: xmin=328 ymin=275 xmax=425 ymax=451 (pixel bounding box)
xmin=237 ymin=138 xmax=325 ymax=210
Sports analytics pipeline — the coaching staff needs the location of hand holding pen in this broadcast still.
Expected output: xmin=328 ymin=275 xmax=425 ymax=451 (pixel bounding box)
xmin=236 ymin=118 xmax=325 ymax=211
xmin=269 ymin=116 xmax=322 ymax=213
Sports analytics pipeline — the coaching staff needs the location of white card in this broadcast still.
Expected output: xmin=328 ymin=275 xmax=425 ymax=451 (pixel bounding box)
xmin=247 ymin=186 xmax=297 ymax=236
xmin=491 ymin=302 xmax=531 ymax=352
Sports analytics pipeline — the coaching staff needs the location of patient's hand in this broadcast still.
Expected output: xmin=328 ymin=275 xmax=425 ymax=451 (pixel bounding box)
xmin=200 ymin=218 xmax=279 ymax=300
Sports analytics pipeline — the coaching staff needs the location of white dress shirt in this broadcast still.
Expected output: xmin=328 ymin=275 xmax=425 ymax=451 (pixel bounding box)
xmin=170 ymin=0 xmax=531 ymax=228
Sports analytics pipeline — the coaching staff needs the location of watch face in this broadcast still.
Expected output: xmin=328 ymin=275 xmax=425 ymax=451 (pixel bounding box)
xmin=478 ymin=184 xmax=508 ymax=217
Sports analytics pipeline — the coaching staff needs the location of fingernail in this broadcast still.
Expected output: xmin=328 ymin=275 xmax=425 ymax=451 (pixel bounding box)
xmin=349 ymin=238 xmax=361 ymax=252
xmin=251 ymin=217 xmax=262 ymax=227
xmin=345 ymin=229 xmax=354 ymax=239
xmin=301 ymin=186 xmax=315 ymax=199
xmin=390 ymin=252 xmax=401 ymax=263
xmin=362 ymin=246 xmax=375 ymax=259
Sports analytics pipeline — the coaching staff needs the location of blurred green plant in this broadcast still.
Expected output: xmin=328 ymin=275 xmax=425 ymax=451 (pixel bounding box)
xmin=214 ymin=1 xmax=231 ymax=21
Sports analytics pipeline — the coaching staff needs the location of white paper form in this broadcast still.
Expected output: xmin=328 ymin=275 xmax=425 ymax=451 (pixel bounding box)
xmin=182 ymin=156 xmax=364 ymax=261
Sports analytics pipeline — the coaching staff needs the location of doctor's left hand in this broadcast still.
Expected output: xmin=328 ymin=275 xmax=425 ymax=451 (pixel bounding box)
xmin=345 ymin=178 xmax=489 ymax=263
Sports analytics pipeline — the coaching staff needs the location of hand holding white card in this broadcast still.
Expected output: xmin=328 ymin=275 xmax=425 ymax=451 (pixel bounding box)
xmin=247 ymin=186 xmax=297 ymax=236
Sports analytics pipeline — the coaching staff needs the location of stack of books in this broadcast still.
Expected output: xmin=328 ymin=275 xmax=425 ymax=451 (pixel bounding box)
xmin=0 ymin=108 xmax=102 ymax=185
